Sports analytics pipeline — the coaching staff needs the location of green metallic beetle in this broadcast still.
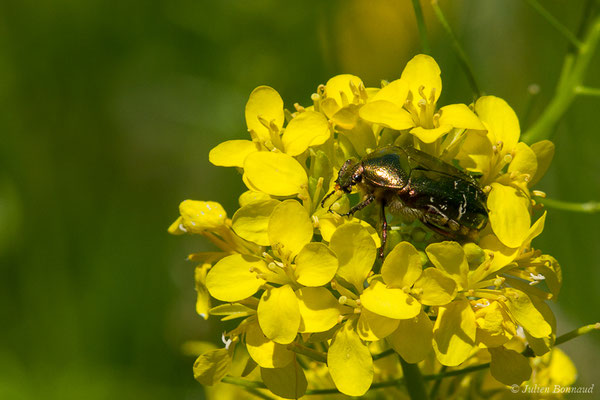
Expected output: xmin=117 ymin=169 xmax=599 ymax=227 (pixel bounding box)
xmin=321 ymin=145 xmax=488 ymax=257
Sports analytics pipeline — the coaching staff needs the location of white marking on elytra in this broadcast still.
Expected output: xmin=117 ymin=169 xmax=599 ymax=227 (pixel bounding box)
xmin=457 ymin=193 xmax=467 ymax=220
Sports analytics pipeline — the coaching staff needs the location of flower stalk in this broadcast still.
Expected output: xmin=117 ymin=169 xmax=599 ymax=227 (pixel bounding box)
xmin=522 ymin=8 xmax=600 ymax=143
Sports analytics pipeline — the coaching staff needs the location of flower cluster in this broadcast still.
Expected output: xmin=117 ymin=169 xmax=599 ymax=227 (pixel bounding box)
xmin=170 ymin=55 xmax=571 ymax=398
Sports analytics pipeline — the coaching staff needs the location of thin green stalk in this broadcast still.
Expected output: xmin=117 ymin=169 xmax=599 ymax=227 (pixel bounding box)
xmin=372 ymin=348 xmax=396 ymax=361
xmin=287 ymin=342 xmax=327 ymax=363
xmin=522 ymin=11 xmax=600 ymax=143
xmin=400 ymin=357 xmax=429 ymax=400
xmin=247 ymin=387 xmax=278 ymax=400
xmin=575 ymin=85 xmax=600 ymax=96
xmin=521 ymin=84 xmax=541 ymax=129
xmin=428 ymin=365 xmax=447 ymax=400
xmin=424 ymin=362 xmax=490 ymax=380
xmin=221 ymin=376 xmax=266 ymax=389
xmin=411 ymin=0 xmax=431 ymax=54
xmin=430 ymin=0 xmax=481 ymax=97
xmin=536 ymin=196 xmax=600 ymax=213
xmin=524 ymin=0 xmax=582 ymax=48
xmin=223 ymin=324 xmax=600 ymax=396
xmin=555 ymin=322 xmax=600 ymax=346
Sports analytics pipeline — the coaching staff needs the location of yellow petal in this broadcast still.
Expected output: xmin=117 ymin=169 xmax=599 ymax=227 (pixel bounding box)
xmin=317 ymin=214 xmax=380 ymax=247
xmin=358 ymin=100 xmax=415 ymax=130
xmin=546 ymin=348 xmax=577 ymax=386
xmin=242 ymin=171 xmax=262 ymax=192
xmin=193 ymin=348 xmax=231 ymax=385
xmin=331 ymin=104 xmax=359 ymax=130
xmin=438 ymin=103 xmax=485 ymax=130
xmin=455 ymin=131 xmax=493 ymax=175
xmin=502 ymin=288 xmax=552 ymax=338
xmin=370 ymin=78 xmax=409 ymax=108
xmin=295 ymin=242 xmax=338 ymax=287
xmin=168 ymin=216 xmax=185 ymax=235
xmin=195 ymin=264 xmax=211 ymax=319
xmin=281 ymin=111 xmax=331 ymax=156
xmin=268 ymin=200 xmax=314 ymax=259
xmin=179 ymin=200 xmax=227 ymax=233
xmin=245 ymin=86 xmax=284 ymax=142
xmin=246 ymin=320 xmax=294 ymax=368
xmin=205 ymin=254 xmax=266 ymax=302
xmin=523 ymin=211 xmax=546 ymax=247
xmin=381 ymin=241 xmax=423 ymax=288
xmin=258 ymin=285 xmax=301 ymax=344
xmin=474 ymin=234 xmax=519 ymax=281
xmin=529 ymin=140 xmax=555 ymax=186
xmin=244 ymin=152 xmax=308 ymax=196
xmin=319 ymin=97 xmax=340 ymax=119
xmin=296 ymin=287 xmax=346 ymax=333
xmin=508 ymin=142 xmax=538 ymax=179
xmin=489 ymin=347 xmax=532 ymax=385
xmin=261 ymin=361 xmax=307 ymax=399
xmin=338 ymin=120 xmax=377 ymax=158
xmin=401 ymin=54 xmax=442 ymax=107
xmin=475 ymin=96 xmax=520 ymax=154
xmin=387 ymin=309 xmax=433 ymax=363
xmin=530 ymin=253 xmax=561 ymax=299
xmin=329 ymin=223 xmax=377 ymax=292
xmin=487 ymin=183 xmax=531 ymax=248
xmin=410 ymin=125 xmax=453 ymax=143
xmin=357 ymin=308 xmax=399 ymax=341
xmin=327 ymin=322 xmax=373 ymax=396
xmin=433 ymin=299 xmax=476 ymax=366
xmin=232 ymin=199 xmax=280 ymax=246
xmin=238 ymin=190 xmax=272 ymax=207
xmin=209 ymin=140 xmax=258 ymax=167
xmin=209 ymin=303 xmax=255 ymax=320
xmin=425 ymin=241 xmax=469 ymax=290
xmin=360 ymin=280 xmax=421 ymax=319
xmin=325 ymin=74 xmax=364 ymax=106
xmin=475 ymin=301 xmax=514 ymax=348
xmin=413 ymin=267 xmax=457 ymax=306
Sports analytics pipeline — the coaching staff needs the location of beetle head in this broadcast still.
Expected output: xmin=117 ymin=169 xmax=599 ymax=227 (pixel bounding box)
xmin=336 ymin=158 xmax=362 ymax=192
xmin=320 ymin=158 xmax=362 ymax=209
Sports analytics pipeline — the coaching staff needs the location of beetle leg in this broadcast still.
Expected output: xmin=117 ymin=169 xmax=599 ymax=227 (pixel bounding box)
xmin=379 ymin=199 xmax=387 ymax=259
xmin=339 ymin=193 xmax=375 ymax=217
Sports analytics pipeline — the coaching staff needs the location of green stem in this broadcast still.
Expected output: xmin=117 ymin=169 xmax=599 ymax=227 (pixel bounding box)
xmin=522 ymin=12 xmax=600 ymax=144
xmin=555 ymin=322 xmax=600 ymax=346
xmin=287 ymin=342 xmax=327 ymax=363
xmin=224 ymin=324 xmax=600 ymax=396
xmin=411 ymin=0 xmax=431 ymax=54
xmin=535 ymin=196 xmax=600 ymax=213
xmin=430 ymin=0 xmax=481 ymax=97
xmin=372 ymin=348 xmax=396 ymax=361
xmin=428 ymin=365 xmax=447 ymax=399
xmin=424 ymin=362 xmax=490 ymax=380
xmin=400 ymin=356 xmax=429 ymax=400
xmin=221 ymin=376 xmax=266 ymax=389
xmin=524 ymin=0 xmax=582 ymax=48
xmin=247 ymin=388 xmax=277 ymax=400
xmin=575 ymin=85 xmax=600 ymax=96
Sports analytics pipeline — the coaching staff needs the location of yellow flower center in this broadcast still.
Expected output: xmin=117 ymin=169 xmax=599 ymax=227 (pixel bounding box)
xmin=404 ymin=85 xmax=439 ymax=129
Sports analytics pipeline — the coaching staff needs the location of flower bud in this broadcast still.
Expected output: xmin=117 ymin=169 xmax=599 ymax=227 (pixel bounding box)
xmin=179 ymin=200 xmax=227 ymax=234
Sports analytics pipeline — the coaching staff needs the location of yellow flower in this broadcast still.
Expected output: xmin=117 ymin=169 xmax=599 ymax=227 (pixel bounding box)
xmin=170 ymin=54 xmax=567 ymax=396
xmin=360 ymin=54 xmax=485 ymax=144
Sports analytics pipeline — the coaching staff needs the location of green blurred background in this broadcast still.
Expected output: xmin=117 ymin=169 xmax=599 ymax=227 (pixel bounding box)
xmin=0 ymin=0 xmax=598 ymax=398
